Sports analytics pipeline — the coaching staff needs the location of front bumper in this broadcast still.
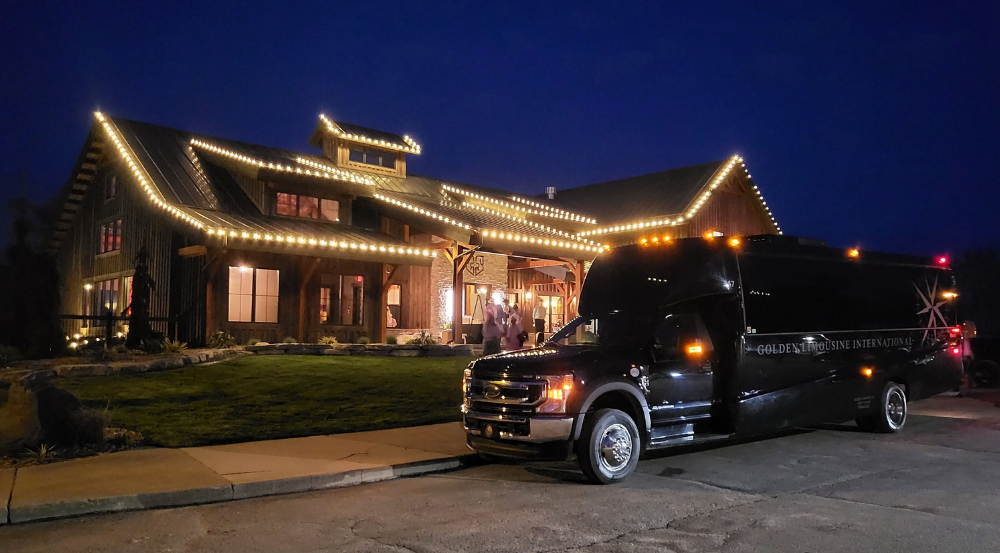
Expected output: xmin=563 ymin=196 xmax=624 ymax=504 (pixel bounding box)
xmin=463 ymin=411 xmax=576 ymax=461
xmin=463 ymin=411 xmax=574 ymax=443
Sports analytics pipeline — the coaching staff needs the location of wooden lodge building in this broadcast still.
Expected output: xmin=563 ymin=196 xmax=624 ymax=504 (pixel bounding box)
xmin=48 ymin=111 xmax=781 ymax=346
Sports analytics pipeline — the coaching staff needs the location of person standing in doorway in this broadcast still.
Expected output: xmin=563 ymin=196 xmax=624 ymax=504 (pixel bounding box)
xmin=532 ymin=300 xmax=547 ymax=346
xmin=482 ymin=309 xmax=502 ymax=355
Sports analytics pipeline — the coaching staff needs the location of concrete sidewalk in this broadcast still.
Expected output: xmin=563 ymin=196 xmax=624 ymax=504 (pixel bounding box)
xmin=2 ymin=422 xmax=472 ymax=525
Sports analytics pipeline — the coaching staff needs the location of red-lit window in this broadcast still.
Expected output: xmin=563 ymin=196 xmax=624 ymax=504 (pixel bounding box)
xmin=98 ymin=220 xmax=122 ymax=254
xmin=276 ymin=193 xmax=339 ymax=222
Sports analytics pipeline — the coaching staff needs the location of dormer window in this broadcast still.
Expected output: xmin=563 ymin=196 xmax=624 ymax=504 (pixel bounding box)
xmin=348 ymin=147 xmax=396 ymax=170
xmin=276 ymin=193 xmax=339 ymax=221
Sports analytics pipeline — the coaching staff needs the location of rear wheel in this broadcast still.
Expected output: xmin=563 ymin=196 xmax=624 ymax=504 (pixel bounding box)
xmin=856 ymin=382 xmax=907 ymax=433
xmin=576 ymin=408 xmax=640 ymax=484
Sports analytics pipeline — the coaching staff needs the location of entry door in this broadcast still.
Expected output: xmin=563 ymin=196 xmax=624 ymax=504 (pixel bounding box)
xmin=646 ymin=313 xmax=714 ymax=424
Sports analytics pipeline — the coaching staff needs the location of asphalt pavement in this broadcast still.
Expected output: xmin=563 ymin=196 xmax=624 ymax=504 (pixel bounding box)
xmin=2 ymin=393 xmax=1000 ymax=552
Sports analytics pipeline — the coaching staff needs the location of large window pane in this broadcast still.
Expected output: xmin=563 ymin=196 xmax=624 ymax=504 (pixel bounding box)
xmin=320 ymin=199 xmax=339 ymax=221
xmin=387 ymin=284 xmax=401 ymax=328
xmin=349 ymin=149 xmax=364 ymax=163
xmin=298 ymin=196 xmax=320 ymax=219
xmin=254 ymin=269 xmax=279 ymax=323
xmin=276 ymin=193 xmax=297 ymax=216
xmin=320 ymin=287 xmax=331 ymax=324
xmin=380 ymin=154 xmax=396 ymax=169
xmin=228 ymin=266 xmax=254 ymax=322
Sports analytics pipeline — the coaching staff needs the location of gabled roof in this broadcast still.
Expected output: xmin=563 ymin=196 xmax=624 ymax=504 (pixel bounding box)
xmin=547 ymin=160 xmax=728 ymax=225
xmin=310 ymin=114 xmax=421 ymax=154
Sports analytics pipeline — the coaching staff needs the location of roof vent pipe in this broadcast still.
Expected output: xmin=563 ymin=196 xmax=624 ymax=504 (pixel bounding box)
xmin=545 ymin=186 xmax=556 ymax=200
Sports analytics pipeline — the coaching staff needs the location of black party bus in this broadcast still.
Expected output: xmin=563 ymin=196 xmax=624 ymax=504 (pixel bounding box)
xmin=462 ymin=234 xmax=963 ymax=483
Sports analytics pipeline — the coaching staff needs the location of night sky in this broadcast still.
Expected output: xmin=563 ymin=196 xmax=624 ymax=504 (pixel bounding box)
xmin=2 ymin=2 xmax=997 ymax=256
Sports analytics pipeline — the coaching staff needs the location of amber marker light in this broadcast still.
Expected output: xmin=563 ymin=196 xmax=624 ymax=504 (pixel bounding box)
xmin=686 ymin=343 xmax=704 ymax=355
xmin=703 ymin=230 xmax=715 ymax=240
xmin=942 ymin=291 xmax=958 ymax=300
xmin=848 ymin=248 xmax=861 ymax=259
xmin=663 ymin=235 xmax=672 ymax=242
xmin=861 ymin=366 xmax=874 ymax=378
xmin=729 ymin=237 xmax=741 ymax=247
xmin=640 ymin=238 xmax=648 ymax=245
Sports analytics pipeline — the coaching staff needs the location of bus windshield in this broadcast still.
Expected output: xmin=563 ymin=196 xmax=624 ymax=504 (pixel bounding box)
xmin=547 ymin=313 xmax=653 ymax=348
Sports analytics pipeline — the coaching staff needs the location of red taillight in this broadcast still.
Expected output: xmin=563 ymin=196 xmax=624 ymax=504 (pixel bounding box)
xmin=937 ymin=256 xmax=949 ymax=265
xmin=951 ymin=347 xmax=961 ymax=356
xmin=949 ymin=326 xmax=962 ymax=337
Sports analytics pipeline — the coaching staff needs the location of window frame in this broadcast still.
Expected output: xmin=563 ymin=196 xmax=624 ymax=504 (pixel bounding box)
xmin=275 ymin=193 xmax=340 ymax=222
xmin=227 ymin=266 xmax=280 ymax=324
xmin=97 ymin=219 xmax=122 ymax=255
xmin=104 ymin=174 xmax=117 ymax=202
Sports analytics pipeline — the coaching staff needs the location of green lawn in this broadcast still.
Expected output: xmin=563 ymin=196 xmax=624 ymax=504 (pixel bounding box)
xmin=60 ymin=355 xmax=473 ymax=448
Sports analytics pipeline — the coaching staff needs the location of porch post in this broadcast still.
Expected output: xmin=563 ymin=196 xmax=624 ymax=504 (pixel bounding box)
xmin=452 ymin=245 xmax=464 ymax=344
xmin=297 ymin=257 xmax=320 ymax=343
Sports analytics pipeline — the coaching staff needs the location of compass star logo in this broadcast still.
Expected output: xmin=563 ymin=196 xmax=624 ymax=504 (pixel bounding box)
xmin=914 ymin=275 xmax=947 ymax=346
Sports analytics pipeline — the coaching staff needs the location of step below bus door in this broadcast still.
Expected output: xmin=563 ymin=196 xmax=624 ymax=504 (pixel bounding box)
xmin=647 ymin=313 xmax=715 ymax=425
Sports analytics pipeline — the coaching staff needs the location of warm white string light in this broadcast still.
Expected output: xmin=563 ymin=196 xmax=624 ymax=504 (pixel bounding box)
xmin=478 ymin=229 xmax=601 ymax=253
xmin=508 ymin=194 xmax=595 ymax=224
xmin=576 ymin=155 xmax=781 ymax=237
xmin=444 ymin=184 xmax=596 ymax=224
xmin=294 ymin=156 xmax=373 ymax=185
xmin=319 ymin=114 xmax=421 ymax=154
xmin=95 ymin=112 xmax=205 ymax=230
xmin=374 ymin=194 xmax=472 ymax=229
xmin=190 ymin=139 xmax=373 ymax=185
xmin=458 ymin=201 xmax=598 ymax=245
xmin=203 ymin=227 xmax=436 ymax=258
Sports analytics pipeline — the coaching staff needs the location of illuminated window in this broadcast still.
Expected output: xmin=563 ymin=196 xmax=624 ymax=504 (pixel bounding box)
xmin=320 ymin=286 xmax=331 ymax=324
xmin=298 ymin=196 xmax=320 ymax=219
xmin=348 ymin=147 xmax=396 ymax=169
xmin=94 ymin=278 xmax=119 ymax=316
xmin=276 ymin=193 xmax=297 ymax=216
xmin=276 ymin=193 xmax=339 ymax=222
xmin=320 ymin=199 xmax=339 ymax=221
xmin=228 ymin=267 xmax=279 ymax=323
xmin=387 ymin=284 xmax=401 ymax=328
xmin=254 ymin=269 xmax=279 ymax=323
xmin=340 ymin=275 xmax=364 ymax=326
xmin=98 ymin=220 xmax=122 ymax=254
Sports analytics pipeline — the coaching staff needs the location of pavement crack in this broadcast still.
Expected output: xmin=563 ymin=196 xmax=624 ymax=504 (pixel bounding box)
xmin=5 ymin=467 xmax=14 ymax=524
xmin=537 ymin=494 xmax=768 ymax=553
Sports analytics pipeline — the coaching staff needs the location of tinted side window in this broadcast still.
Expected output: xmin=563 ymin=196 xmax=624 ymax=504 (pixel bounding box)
xmin=741 ymin=255 xmax=864 ymax=333
xmin=862 ymin=265 xmax=950 ymax=330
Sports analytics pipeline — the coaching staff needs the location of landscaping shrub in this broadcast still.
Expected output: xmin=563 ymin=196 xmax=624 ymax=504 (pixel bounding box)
xmin=208 ymin=331 xmax=237 ymax=349
xmin=163 ymin=338 xmax=187 ymax=354
xmin=141 ymin=332 xmax=166 ymax=354
xmin=357 ymin=336 xmax=371 ymax=344
xmin=282 ymin=336 xmax=297 ymax=344
xmin=318 ymin=336 xmax=339 ymax=346
xmin=84 ymin=343 xmax=130 ymax=363
xmin=385 ymin=335 xmax=398 ymax=345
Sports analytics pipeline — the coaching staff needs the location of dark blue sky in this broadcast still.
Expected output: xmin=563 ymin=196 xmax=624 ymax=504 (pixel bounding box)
xmin=2 ymin=1 xmax=997 ymax=255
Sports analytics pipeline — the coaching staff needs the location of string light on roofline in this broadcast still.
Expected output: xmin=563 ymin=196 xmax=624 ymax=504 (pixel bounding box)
xmin=479 ymin=229 xmax=602 ymax=254
xmin=294 ymin=157 xmax=373 ymax=185
xmin=94 ymin=112 xmax=205 ymax=230
xmin=189 ymin=139 xmax=373 ymax=186
xmin=458 ymin=201 xmax=598 ymax=245
xmin=374 ymin=194 xmax=472 ymax=230
xmin=576 ymin=155 xmax=782 ymax=238
xmin=319 ymin=114 xmax=421 ymax=154
xmin=443 ymin=184 xmax=596 ymax=224
xmin=204 ymin=226 xmax=436 ymax=258
xmin=509 ymin=195 xmax=596 ymax=224
xmin=737 ymin=156 xmax=782 ymax=234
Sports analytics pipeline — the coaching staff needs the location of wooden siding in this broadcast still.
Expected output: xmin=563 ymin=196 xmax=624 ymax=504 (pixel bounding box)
xmin=235 ymin=174 xmax=269 ymax=212
xmin=687 ymin=175 xmax=770 ymax=238
xmin=209 ymin=249 xmax=400 ymax=344
xmin=56 ymin=159 xmax=187 ymax=337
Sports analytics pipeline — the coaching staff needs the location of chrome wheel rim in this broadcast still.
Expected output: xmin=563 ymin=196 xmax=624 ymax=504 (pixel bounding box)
xmin=598 ymin=423 xmax=633 ymax=473
xmin=886 ymin=388 xmax=906 ymax=429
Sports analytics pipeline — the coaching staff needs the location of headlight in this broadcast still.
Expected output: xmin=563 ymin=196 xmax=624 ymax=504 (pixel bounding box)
xmin=462 ymin=368 xmax=472 ymax=395
xmin=538 ymin=374 xmax=573 ymax=413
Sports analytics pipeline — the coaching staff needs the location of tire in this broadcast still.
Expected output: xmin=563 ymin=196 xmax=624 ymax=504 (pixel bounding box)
xmin=969 ymin=360 xmax=1000 ymax=388
xmin=576 ymin=408 xmax=640 ymax=484
xmin=856 ymin=382 xmax=907 ymax=433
